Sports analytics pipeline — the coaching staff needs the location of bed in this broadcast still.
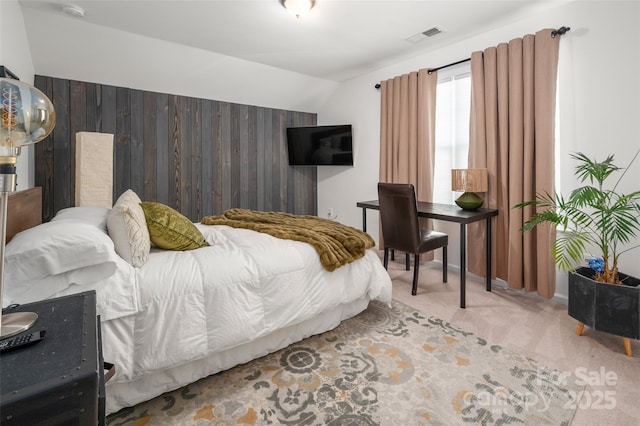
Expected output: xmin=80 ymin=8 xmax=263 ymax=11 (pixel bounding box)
xmin=2 ymin=187 xmax=392 ymax=415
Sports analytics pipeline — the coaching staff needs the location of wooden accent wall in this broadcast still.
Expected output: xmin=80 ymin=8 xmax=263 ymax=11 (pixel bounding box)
xmin=34 ymin=76 xmax=317 ymax=222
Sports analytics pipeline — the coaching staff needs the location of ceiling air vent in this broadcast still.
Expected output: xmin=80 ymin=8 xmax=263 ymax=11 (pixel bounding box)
xmin=422 ymin=27 xmax=442 ymax=37
xmin=405 ymin=27 xmax=444 ymax=44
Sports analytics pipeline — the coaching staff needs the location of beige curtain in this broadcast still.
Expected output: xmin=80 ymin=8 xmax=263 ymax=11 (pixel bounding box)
xmin=379 ymin=69 xmax=438 ymax=196
xmin=379 ymin=69 xmax=438 ymax=255
xmin=467 ymin=29 xmax=560 ymax=298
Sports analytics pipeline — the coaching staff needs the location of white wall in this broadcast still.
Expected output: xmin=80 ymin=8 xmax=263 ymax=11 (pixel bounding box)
xmin=21 ymin=5 xmax=337 ymax=114
xmin=317 ymin=0 xmax=640 ymax=301
xmin=0 ymin=0 xmax=36 ymax=190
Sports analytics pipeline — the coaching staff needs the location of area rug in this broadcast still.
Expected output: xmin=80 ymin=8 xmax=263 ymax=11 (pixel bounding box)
xmin=106 ymin=300 xmax=581 ymax=425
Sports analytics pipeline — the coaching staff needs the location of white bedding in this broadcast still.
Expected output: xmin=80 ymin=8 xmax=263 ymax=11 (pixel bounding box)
xmin=105 ymin=223 xmax=391 ymax=377
xmin=4 ymin=212 xmax=392 ymax=415
xmin=104 ymin=224 xmax=390 ymax=413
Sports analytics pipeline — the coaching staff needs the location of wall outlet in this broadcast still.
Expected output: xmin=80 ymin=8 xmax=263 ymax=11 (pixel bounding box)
xmin=327 ymin=208 xmax=338 ymax=220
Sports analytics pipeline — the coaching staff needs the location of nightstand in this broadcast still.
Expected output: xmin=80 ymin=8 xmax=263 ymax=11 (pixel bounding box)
xmin=0 ymin=291 xmax=107 ymax=425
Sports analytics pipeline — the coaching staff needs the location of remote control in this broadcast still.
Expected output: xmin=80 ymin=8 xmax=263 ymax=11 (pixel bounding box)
xmin=0 ymin=330 xmax=46 ymax=353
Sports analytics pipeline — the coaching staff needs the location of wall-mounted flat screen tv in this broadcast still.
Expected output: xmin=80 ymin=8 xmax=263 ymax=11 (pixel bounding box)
xmin=287 ymin=124 xmax=353 ymax=166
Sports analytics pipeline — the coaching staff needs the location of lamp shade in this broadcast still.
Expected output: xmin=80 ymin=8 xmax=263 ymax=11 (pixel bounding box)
xmin=0 ymin=77 xmax=56 ymax=157
xmin=0 ymin=77 xmax=55 ymax=339
xmin=76 ymin=132 xmax=114 ymax=208
xmin=451 ymin=168 xmax=488 ymax=193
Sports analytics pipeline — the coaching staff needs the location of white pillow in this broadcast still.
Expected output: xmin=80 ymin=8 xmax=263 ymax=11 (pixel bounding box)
xmin=3 ymin=262 xmax=117 ymax=308
xmin=52 ymin=206 xmax=111 ymax=231
xmin=4 ymin=221 xmax=119 ymax=283
xmin=107 ymin=189 xmax=150 ymax=267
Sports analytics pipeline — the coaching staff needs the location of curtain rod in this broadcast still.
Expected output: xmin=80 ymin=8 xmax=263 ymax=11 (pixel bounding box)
xmin=374 ymin=26 xmax=570 ymax=89
xmin=374 ymin=58 xmax=469 ymax=89
xmin=551 ymin=26 xmax=570 ymax=38
xmin=427 ymin=57 xmax=470 ymax=75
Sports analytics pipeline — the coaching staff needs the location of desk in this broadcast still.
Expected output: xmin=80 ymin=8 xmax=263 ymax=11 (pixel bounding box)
xmin=357 ymin=200 xmax=498 ymax=308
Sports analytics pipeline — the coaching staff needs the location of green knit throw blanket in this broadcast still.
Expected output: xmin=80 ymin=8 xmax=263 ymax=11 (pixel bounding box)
xmin=201 ymin=209 xmax=375 ymax=271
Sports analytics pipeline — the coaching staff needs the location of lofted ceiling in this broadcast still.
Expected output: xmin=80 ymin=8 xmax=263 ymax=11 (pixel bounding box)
xmin=18 ymin=0 xmax=562 ymax=82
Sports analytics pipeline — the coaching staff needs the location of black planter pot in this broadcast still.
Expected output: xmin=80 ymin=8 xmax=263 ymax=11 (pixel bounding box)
xmin=568 ymin=267 xmax=640 ymax=339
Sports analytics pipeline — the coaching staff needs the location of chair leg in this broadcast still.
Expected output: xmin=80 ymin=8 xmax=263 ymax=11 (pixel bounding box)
xmin=411 ymin=254 xmax=420 ymax=295
xmin=405 ymin=253 xmax=410 ymax=271
xmin=383 ymin=248 xmax=389 ymax=270
xmin=442 ymin=246 xmax=448 ymax=283
xmin=391 ymin=249 xmax=395 ymax=261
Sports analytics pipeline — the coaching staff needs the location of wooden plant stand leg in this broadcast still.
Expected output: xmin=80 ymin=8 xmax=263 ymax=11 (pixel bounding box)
xmin=576 ymin=321 xmax=633 ymax=356
xmin=623 ymin=338 xmax=632 ymax=357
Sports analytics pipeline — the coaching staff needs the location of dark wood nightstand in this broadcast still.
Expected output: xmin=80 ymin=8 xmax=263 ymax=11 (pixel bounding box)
xmin=0 ymin=291 xmax=107 ymax=425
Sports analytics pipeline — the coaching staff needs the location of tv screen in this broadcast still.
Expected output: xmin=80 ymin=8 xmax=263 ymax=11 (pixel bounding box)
xmin=287 ymin=125 xmax=353 ymax=166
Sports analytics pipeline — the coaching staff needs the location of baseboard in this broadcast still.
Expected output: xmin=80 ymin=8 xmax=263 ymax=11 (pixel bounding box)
xmin=551 ymin=294 xmax=568 ymax=305
xmin=428 ymin=258 xmax=569 ymax=305
xmin=428 ymin=259 xmax=507 ymax=289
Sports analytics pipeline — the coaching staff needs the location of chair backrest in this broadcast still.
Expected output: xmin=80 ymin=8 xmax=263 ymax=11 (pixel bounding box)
xmin=377 ymin=182 xmax=421 ymax=253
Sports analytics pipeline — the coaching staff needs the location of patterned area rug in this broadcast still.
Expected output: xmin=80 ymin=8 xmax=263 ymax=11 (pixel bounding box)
xmin=107 ymin=300 xmax=581 ymax=425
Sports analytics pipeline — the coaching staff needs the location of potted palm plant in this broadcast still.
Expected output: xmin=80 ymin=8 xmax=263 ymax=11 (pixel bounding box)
xmin=515 ymin=150 xmax=640 ymax=356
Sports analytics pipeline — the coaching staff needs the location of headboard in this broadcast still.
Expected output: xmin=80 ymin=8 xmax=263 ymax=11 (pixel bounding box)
xmin=5 ymin=187 xmax=42 ymax=243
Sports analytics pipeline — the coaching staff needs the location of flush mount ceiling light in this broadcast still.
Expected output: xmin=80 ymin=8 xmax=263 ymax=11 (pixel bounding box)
xmin=62 ymin=3 xmax=86 ymax=18
xmin=281 ymin=0 xmax=315 ymax=19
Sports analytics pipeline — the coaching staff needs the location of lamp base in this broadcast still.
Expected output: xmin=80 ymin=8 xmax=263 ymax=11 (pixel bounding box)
xmin=455 ymin=192 xmax=484 ymax=210
xmin=0 ymin=312 xmax=38 ymax=340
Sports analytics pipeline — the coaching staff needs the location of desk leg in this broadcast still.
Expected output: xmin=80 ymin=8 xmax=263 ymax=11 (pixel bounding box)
xmin=361 ymin=208 xmax=367 ymax=232
xmin=460 ymin=223 xmax=466 ymax=309
xmin=486 ymin=217 xmax=492 ymax=292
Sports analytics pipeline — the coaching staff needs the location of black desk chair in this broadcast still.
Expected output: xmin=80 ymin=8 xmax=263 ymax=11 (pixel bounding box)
xmin=378 ymin=182 xmax=448 ymax=295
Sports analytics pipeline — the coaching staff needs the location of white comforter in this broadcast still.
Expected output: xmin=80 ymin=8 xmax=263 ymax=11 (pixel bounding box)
xmin=103 ymin=223 xmax=392 ymax=385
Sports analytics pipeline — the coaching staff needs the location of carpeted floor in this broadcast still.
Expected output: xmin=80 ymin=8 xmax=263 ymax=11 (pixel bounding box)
xmin=388 ymin=260 xmax=640 ymax=426
xmin=107 ymin=299 xmax=581 ymax=425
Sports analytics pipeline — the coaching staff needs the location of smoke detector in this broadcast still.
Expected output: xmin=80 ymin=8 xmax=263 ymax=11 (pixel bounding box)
xmin=62 ymin=4 xmax=86 ymax=18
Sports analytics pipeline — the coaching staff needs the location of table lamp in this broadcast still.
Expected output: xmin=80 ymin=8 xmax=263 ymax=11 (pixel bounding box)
xmin=451 ymin=168 xmax=488 ymax=210
xmin=0 ymin=74 xmax=56 ymax=339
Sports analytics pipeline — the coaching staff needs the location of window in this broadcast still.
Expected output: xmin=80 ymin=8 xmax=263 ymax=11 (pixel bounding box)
xmin=431 ymin=63 xmax=561 ymax=203
xmin=433 ymin=63 xmax=471 ymax=204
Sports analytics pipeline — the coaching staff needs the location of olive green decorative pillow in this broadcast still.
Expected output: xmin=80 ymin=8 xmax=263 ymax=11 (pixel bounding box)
xmin=140 ymin=202 xmax=209 ymax=251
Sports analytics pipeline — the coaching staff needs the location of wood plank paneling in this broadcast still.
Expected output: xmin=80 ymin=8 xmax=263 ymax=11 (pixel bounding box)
xmin=190 ymin=97 xmax=202 ymax=221
xmin=34 ymin=76 xmax=55 ymax=221
xmin=155 ymin=93 xmax=169 ymax=205
xmin=256 ymin=107 xmax=265 ymax=212
xmin=130 ymin=89 xmax=144 ymax=195
xmin=69 ymin=80 xmax=86 ymax=203
xmin=51 ymin=78 xmax=71 ymax=216
xmin=230 ymin=103 xmax=241 ymax=209
xmin=201 ymin=99 xmax=213 ymax=216
xmin=142 ymin=91 xmax=157 ymax=200
xmin=86 ymin=82 xmax=100 ymax=132
xmin=115 ymin=87 xmax=131 ymax=196
xmin=34 ymin=76 xmax=317 ymax=222
xmin=219 ymin=102 xmax=231 ymax=211
xmin=212 ymin=101 xmax=224 ymax=213
xmin=168 ymin=94 xmax=181 ymax=211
